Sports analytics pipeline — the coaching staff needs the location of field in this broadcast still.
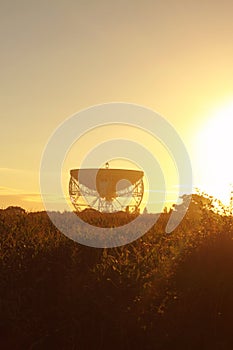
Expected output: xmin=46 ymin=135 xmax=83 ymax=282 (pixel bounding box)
xmin=0 ymin=194 xmax=233 ymax=349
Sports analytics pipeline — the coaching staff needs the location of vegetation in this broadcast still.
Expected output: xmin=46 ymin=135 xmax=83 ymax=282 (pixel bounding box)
xmin=0 ymin=194 xmax=233 ymax=349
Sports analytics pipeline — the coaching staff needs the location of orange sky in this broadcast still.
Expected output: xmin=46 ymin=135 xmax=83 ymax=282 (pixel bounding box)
xmin=1 ymin=0 xmax=233 ymax=211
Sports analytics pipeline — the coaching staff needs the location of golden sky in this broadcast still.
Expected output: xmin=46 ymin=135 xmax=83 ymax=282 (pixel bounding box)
xmin=1 ymin=0 xmax=233 ymax=211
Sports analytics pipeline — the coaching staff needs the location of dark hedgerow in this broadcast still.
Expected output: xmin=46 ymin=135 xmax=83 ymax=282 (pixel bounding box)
xmin=0 ymin=194 xmax=233 ymax=349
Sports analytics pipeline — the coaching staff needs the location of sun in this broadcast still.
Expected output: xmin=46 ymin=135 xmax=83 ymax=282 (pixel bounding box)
xmin=194 ymin=101 xmax=233 ymax=204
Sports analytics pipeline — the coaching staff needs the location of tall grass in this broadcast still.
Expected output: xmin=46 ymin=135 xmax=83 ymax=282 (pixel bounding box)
xmin=0 ymin=194 xmax=232 ymax=349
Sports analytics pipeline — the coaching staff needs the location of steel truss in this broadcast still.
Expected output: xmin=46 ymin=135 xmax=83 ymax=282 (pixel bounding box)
xmin=69 ymin=176 xmax=144 ymax=213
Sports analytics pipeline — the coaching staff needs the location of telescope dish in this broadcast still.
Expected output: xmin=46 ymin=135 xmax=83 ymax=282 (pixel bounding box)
xmin=69 ymin=167 xmax=144 ymax=213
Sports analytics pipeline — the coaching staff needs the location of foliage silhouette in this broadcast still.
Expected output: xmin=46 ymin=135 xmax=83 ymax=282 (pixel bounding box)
xmin=0 ymin=193 xmax=232 ymax=349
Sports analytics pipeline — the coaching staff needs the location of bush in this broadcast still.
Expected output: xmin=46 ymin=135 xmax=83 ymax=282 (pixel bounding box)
xmin=0 ymin=194 xmax=232 ymax=349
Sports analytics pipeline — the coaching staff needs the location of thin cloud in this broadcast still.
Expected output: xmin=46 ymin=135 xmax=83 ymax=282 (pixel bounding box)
xmin=21 ymin=194 xmax=42 ymax=203
xmin=0 ymin=167 xmax=25 ymax=173
xmin=0 ymin=193 xmax=43 ymax=211
xmin=144 ymin=189 xmax=180 ymax=194
xmin=0 ymin=186 xmax=25 ymax=194
xmin=171 ymin=184 xmax=193 ymax=190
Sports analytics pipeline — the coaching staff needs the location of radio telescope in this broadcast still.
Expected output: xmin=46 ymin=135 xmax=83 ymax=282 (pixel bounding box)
xmin=69 ymin=164 xmax=144 ymax=213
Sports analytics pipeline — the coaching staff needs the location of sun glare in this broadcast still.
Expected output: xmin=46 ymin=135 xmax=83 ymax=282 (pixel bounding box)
xmin=195 ymin=101 xmax=233 ymax=204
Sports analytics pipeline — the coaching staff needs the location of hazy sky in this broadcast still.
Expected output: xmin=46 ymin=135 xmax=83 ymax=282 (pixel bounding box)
xmin=1 ymin=0 xmax=233 ymax=210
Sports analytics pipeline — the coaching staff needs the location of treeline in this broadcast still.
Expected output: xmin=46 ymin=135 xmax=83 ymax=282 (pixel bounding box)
xmin=0 ymin=194 xmax=233 ymax=349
